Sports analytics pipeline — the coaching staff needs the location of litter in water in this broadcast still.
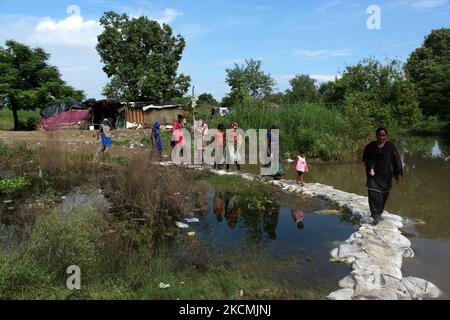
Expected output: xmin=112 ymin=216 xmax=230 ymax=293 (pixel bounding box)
xmin=175 ymin=222 xmax=190 ymax=229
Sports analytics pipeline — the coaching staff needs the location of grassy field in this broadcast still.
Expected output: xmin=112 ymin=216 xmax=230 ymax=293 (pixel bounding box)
xmin=0 ymin=108 xmax=40 ymax=131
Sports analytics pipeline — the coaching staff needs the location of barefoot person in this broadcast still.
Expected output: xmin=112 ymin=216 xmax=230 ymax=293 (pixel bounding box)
xmin=363 ymin=128 xmax=403 ymax=225
xmin=293 ymin=149 xmax=309 ymax=187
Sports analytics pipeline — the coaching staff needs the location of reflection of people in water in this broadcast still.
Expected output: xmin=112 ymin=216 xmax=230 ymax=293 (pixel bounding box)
xmin=263 ymin=207 xmax=279 ymax=240
xmin=214 ymin=192 xmax=224 ymax=222
xmin=196 ymin=192 xmax=208 ymax=217
xmin=293 ymin=209 xmax=305 ymax=230
xmin=225 ymin=195 xmax=241 ymax=229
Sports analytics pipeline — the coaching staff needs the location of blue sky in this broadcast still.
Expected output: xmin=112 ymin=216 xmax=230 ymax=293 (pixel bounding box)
xmin=0 ymin=0 xmax=449 ymax=100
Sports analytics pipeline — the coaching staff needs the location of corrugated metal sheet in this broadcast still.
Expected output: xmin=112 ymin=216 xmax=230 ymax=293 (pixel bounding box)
xmin=126 ymin=107 xmax=144 ymax=124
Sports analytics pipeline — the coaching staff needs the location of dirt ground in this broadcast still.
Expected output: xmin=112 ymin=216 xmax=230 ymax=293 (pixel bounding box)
xmin=0 ymin=129 xmax=154 ymax=158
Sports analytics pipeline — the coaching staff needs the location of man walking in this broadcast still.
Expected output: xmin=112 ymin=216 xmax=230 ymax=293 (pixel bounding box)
xmin=363 ymin=128 xmax=403 ymax=225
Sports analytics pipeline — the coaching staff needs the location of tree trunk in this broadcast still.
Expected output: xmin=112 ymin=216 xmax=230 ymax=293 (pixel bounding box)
xmin=10 ymin=97 xmax=20 ymax=131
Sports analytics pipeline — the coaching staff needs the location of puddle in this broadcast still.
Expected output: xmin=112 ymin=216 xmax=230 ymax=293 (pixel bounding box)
xmin=179 ymin=190 xmax=358 ymax=292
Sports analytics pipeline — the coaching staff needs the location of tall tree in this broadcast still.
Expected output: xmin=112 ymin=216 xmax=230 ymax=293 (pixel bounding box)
xmin=285 ymin=74 xmax=318 ymax=103
xmin=322 ymin=58 xmax=422 ymax=127
xmin=96 ymin=11 xmax=191 ymax=102
xmin=225 ymin=59 xmax=276 ymax=101
xmin=197 ymin=93 xmax=218 ymax=106
xmin=0 ymin=40 xmax=84 ymax=130
xmin=405 ymin=28 xmax=450 ymax=122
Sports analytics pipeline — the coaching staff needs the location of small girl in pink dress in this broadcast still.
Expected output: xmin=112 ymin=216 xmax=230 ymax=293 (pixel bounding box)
xmin=293 ymin=149 xmax=309 ymax=187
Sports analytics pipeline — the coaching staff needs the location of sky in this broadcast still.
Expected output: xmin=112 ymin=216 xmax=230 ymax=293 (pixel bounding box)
xmin=0 ymin=0 xmax=449 ymax=100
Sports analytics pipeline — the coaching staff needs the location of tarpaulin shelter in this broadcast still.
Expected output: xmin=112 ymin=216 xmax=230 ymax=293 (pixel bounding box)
xmin=40 ymin=99 xmax=92 ymax=131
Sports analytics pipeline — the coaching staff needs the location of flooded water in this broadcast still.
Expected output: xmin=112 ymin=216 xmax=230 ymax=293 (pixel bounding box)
xmin=247 ymin=135 xmax=450 ymax=298
xmin=182 ymin=190 xmax=358 ymax=293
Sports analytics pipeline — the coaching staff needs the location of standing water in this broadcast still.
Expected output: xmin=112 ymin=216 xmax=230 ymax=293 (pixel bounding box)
xmin=265 ymin=136 xmax=450 ymax=298
xmin=180 ymin=189 xmax=359 ymax=294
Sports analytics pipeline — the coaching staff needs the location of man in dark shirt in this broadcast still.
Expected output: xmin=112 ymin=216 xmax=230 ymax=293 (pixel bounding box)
xmin=363 ymin=128 xmax=403 ymax=225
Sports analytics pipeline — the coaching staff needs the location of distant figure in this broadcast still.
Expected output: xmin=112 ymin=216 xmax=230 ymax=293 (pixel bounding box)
xmin=195 ymin=119 xmax=209 ymax=164
xmin=293 ymin=149 xmax=309 ymax=187
xmin=170 ymin=114 xmax=185 ymax=161
xmin=292 ymin=209 xmax=305 ymax=230
xmin=363 ymin=128 xmax=403 ymax=225
xmin=214 ymin=124 xmax=225 ymax=170
xmin=226 ymin=122 xmax=242 ymax=172
xmin=95 ymin=118 xmax=112 ymax=161
xmin=151 ymin=121 xmax=163 ymax=161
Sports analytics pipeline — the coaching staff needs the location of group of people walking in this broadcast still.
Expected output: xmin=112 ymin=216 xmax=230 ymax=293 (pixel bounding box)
xmin=96 ymin=117 xmax=403 ymax=226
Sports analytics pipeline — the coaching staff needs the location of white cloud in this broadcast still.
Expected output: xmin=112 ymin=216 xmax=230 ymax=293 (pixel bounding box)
xmin=179 ymin=23 xmax=210 ymax=39
xmin=412 ymin=0 xmax=448 ymax=8
xmin=29 ymin=9 xmax=103 ymax=47
xmin=390 ymin=0 xmax=448 ymax=9
xmin=293 ymin=49 xmax=352 ymax=59
xmin=155 ymin=8 xmax=183 ymax=24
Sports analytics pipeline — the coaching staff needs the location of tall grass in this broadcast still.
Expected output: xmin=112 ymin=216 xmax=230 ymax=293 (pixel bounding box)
xmin=204 ymin=103 xmax=370 ymax=161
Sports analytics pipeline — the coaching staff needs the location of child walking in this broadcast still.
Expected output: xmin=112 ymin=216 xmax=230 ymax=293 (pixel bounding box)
xmin=293 ymin=149 xmax=309 ymax=187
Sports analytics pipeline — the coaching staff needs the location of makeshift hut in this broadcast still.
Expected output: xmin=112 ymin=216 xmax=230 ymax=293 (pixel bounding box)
xmin=126 ymin=102 xmax=187 ymax=127
xmin=83 ymin=99 xmax=125 ymax=129
xmin=40 ymin=99 xmax=92 ymax=131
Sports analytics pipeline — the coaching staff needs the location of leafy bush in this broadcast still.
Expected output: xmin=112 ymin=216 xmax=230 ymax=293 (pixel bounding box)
xmin=18 ymin=117 xmax=40 ymax=131
xmin=0 ymin=177 xmax=31 ymax=194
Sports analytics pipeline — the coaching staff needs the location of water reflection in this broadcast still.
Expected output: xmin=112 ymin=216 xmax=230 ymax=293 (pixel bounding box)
xmin=263 ymin=208 xmax=279 ymax=240
xmin=189 ymin=190 xmax=356 ymax=291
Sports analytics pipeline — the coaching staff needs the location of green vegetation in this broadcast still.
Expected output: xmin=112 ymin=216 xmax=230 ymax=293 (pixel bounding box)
xmin=223 ymin=59 xmax=276 ymax=107
xmin=0 ymin=177 xmax=30 ymax=195
xmin=405 ymin=28 xmax=450 ymax=125
xmin=0 ymin=40 xmax=84 ymax=131
xmin=96 ymin=11 xmax=191 ymax=101
xmin=0 ymin=108 xmax=41 ymax=131
xmin=204 ymin=102 xmax=367 ymax=161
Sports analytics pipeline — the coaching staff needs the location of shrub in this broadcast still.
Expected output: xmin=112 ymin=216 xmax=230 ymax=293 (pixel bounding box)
xmin=0 ymin=177 xmax=31 ymax=195
xmin=26 ymin=205 xmax=102 ymax=279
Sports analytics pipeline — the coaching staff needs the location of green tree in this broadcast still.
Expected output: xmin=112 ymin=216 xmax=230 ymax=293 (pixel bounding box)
xmin=197 ymin=93 xmax=218 ymax=106
xmin=405 ymin=28 xmax=450 ymax=122
xmin=324 ymin=58 xmax=422 ymax=127
xmin=96 ymin=11 xmax=191 ymax=102
xmin=285 ymin=74 xmax=318 ymax=103
xmin=225 ymin=59 xmax=276 ymax=102
xmin=0 ymin=40 xmax=84 ymax=130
